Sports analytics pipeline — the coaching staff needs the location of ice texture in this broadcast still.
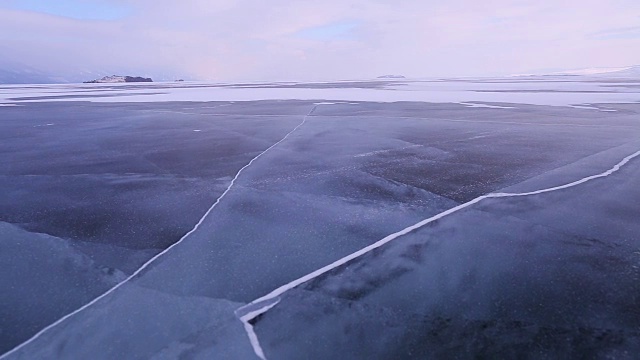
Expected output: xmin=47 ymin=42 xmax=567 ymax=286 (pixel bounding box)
xmin=1 ymin=78 xmax=640 ymax=359
xmin=0 ymin=222 xmax=123 ymax=353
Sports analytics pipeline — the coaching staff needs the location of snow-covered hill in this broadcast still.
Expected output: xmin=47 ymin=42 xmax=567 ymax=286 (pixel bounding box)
xmin=553 ymin=65 xmax=640 ymax=77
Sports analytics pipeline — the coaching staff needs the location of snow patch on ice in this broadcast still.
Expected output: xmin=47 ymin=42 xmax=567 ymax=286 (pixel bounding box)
xmin=570 ymin=105 xmax=618 ymax=112
xmin=1 ymin=79 xmax=638 ymax=108
xmin=459 ymin=102 xmax=515 ymax=109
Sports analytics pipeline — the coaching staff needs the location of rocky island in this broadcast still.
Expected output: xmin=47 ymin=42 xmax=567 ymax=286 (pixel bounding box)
xmin=84 ymin=75 xmax=153 ymax=83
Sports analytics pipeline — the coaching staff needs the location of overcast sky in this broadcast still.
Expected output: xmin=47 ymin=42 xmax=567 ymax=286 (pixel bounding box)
xmin=1 ymin=0 xmax=639 ymax=81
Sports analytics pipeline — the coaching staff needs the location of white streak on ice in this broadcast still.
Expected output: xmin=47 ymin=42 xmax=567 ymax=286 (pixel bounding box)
xmin=0 ymin=106 xmax=318 ymax=360
xmin=458 ymin=102 xmax=515 ymax=109
xmin=353 ymin=144 xmax=422 ymax=158
xmin=182 ymin=104 xmax=232 ymax=110
xmin=237 ymin=148 xmax=640 ymax=360
xmin=570 ymin=105 xmax=618 ymax=112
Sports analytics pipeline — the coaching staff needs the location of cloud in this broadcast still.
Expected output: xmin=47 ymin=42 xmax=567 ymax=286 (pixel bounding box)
xmin=2 ymin=0 xmax=131 ymax=20
xmin=1 ymin=0 xmax=639 ymax=81
xmin=590 ymin=26 xmax=640 ymax=40
xmin=294 ymin=20 xmax=361 ymax=41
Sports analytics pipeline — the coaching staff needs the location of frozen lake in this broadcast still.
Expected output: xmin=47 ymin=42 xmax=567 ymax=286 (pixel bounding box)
xmin=1 ymin=77 xmax=639 ymax=359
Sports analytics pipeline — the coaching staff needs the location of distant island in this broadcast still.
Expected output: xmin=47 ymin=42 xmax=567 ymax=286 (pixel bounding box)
xmin=84 ymin=75 xmax=153 ymax=83
xmin=377 ymin=75 xmax=406 ymax=79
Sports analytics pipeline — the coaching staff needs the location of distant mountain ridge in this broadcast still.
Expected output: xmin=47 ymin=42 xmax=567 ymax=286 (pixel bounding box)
xmin=513 ymin=65 xmax=640 ymax=78
xmin=552 ymin=65 xmax=640 ymax=77
xmin=0 ymin=67 xmax=66 ymax=84
xmin=84 ymin=75 xmax=153 ymax=83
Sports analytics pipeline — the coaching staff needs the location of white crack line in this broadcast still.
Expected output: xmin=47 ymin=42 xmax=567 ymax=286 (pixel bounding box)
xmin=0 ymin=105 xmax=318 ymax=359
xmin=458 ymin=102 xmax=515 ymax=109
xmin=236 ymin=147 xmax=640 ymax=360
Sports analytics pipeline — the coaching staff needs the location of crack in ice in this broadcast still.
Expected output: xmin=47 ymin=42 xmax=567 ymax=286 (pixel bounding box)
xmin=0 ymin=105 xmax=317 ymax=360
xmin=236 ymin=148 xmax=640 ymax=360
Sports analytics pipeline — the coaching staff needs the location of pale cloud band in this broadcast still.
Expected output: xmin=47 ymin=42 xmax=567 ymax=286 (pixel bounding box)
xmin=0 ymin=0 xmax=639 ymax=81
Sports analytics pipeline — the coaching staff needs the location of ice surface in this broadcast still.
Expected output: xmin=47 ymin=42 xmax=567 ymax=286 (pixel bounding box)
xmin=1 ymin=79 xmax=640 ymax=359
xmin=5 ymin=283 xmax=256 ymax=359
xmin=251 ymin=145 xmax=640 ymax=359
xmin=0 ymin=222 xmax=123 ymax=354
